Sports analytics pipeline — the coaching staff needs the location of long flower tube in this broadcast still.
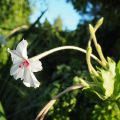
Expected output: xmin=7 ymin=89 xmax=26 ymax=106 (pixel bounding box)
xmin=30 ymin=46 xmax=101 ymax=64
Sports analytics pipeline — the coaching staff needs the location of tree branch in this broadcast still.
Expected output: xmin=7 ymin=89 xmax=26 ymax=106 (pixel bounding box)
xmin=6 ymin=25 xmax=29 ymax=39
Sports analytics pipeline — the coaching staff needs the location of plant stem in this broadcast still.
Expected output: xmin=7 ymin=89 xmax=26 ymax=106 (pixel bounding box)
xmin=89 ymin=25 xmax=107 ymax=67
xmin=53 ymin=84 xmax=84 ymax=99
xmin=35 ymin=84 xmax=84 ymax=120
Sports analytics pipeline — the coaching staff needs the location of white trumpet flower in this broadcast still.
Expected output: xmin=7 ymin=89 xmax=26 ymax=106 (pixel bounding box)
xmin=8 ymin=39 xmax=42 ymax=88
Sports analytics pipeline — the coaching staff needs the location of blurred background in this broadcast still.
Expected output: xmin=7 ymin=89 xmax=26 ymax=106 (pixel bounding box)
xmin=0 ymin=0 xmax=120 ymax=120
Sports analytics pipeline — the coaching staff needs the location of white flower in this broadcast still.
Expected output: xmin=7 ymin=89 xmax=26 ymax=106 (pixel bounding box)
xmin=8 ymin=39 xmax=42 ymax=88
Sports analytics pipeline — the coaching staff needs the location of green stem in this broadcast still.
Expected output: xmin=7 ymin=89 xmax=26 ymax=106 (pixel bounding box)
xmin=86 ymin=47 xmax=98 ymax=76
xmin=88 ymin=18 xmax=104 ymax=48
xmin=89 ymin=25 xmax=107 ymax=67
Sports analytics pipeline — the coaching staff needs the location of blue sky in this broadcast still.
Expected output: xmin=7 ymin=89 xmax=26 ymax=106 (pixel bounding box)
xmin=29 ymin=0 xmax=80 ymax=30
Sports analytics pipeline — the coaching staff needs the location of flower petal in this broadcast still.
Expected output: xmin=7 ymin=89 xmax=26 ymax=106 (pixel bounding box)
xmin=13 ymin=68 xmax=24 ymax=80
xmin=23 ymin=68 xmax=40 ymax=88
xmin=16 ymin=39 xmax=28 ymax=59
xmin=30 ymin=60 xmax=43 ymax=72
xmin=10 ymin=64 xmax=19 ymax=75
xmin=8 ymin=48 xmax=23 ymax=64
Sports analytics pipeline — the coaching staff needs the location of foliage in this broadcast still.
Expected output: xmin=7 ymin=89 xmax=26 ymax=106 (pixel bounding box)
xmin=53 ymin=16 xmax=63 ymax=31
xmin=0 ymin=0 xmax=120 ymax=120
xmin=0 ymin=0 xmax=30 ymax=36
xmin=92 ymin=101 xmax=120 ymax=120
xmin=0 ymin=102 xmax=6 ymax=120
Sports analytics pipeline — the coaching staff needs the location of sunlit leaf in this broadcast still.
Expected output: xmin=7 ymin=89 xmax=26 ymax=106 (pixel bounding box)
xmin=0 ymin=102 xmax=6 ymax=120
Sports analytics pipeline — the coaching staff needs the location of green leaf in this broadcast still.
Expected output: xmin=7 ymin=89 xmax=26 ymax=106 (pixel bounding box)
xmin=113 ymin=60 xmax=120 ymax=99
xmin=0 ymin=102 xmax=6 ymax=120
xmin=101 ymin=57 xmax=116 ymax=98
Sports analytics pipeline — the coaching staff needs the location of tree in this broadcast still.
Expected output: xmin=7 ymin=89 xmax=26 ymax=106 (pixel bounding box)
xmin=67 ymin=0 xmax=120 ymax=59
xmin=53 ymin=16 xmax=63 ymax=31
xmin=0 ymin=0 xmax=30 ymax=37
